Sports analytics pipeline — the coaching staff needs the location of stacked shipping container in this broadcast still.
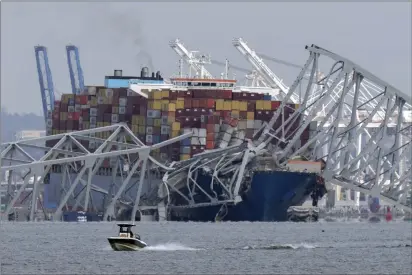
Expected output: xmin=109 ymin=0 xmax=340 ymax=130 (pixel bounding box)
xmin=46 ymin=87 xmax=311 ymax=170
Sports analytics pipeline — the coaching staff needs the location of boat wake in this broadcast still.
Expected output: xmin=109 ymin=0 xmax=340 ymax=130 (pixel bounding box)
xmin=143 ymin=242 xmax=202 ymax=251
xmin=226 ymin=243 xmax=316 ymax=250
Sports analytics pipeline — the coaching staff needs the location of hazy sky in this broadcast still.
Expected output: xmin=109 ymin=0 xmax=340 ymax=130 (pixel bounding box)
xmin=1 ymin=2 xmax=411 ymax=115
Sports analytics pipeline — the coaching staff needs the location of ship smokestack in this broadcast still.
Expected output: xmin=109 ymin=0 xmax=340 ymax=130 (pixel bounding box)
xmin=114 ymin=70 xmax=122 ymax=77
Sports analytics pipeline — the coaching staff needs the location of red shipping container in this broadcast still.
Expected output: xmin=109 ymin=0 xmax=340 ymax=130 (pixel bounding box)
xmin=239 ymin=111 xmax=247 ymax=119
xmin=206 ymin=99 xmax=215 ymax=108
xmin=178 ymin=90 xmax=192 ymax=98
xmin=73 ymin=112 xmax=81 ymax=121
xmin=192 ymin=99 xmax=200 ymax=108
xmin=271 ymin=101 xmax=281 ymax=110
xmin=79 ymin=95 xmax=88 ymax=105
xmin=60 ymin=103 xmax=68 ymax=112
xmin=206 ymin=141 xmax=215 ymax=149
xmin=206 ymin=132 xmax=215 ymax=141
xmin=68 ymin=112 xmax=74 ymax=120
xmin=184 ymin=99 xmax=192 ymax=109
xmin=206 ymin=124 xmax=215 ymax=133
xmin=247 ymin=101 xmax=255 ymax=111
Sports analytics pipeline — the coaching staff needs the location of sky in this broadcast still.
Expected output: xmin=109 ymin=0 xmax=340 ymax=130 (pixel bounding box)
xmin=1 ymin=2 xmax=411 ymax=116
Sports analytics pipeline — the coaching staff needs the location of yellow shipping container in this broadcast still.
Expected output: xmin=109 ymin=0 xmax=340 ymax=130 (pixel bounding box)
xmin=224 ymin=101 xmax=232 ymax=111
xmin=138 ymin=126 xmax=146 ymax=135
xmin=52 ymin=130 xmax=58 ymax=135
xmin=247 ymin=112 xmax=255 ymax=120
xmin=169 ymin=103 xmax=176 ymax=112
xmin=148 ymin=100 xmax=161 ymax=110
xmin=154 ymin=119 xmax=162 ymax=127
xmin=60 ymin=112 xmax=67 ymax=120
xmin=161 ymin=99 xmax=169 ymax=105
xmin=90 ymin=97 xmax=98 ymax=106
xmin=132 ymin=115 xmax=139 ymax=125
xmin=172 ymin=122 xmax=181 ymax=131
xmin=295 ymin=104 xmax=300 ymax=110
xmin=215 ymin=99 xmax=224 ymax=111
xmin=171 ymin=130 xmax=180 ymax=138
xmin=61 ymin=95 xmax=69 ymax=104
xmin=161 ymin=90 xmax=170 ymax=99
xmin=256 ymin=100 xmax=264 ymax=110
xmin=66 ymin=94 xmax=74 ymax=99
xmin=168 ymin=116 xmax=175 ymax=124
xmin=263 ymin=101 xmax=271 ymax=110
xmin=231 ymin=100 xmax=240 ymax=110
xmin=153 ymin=91 xmax=162 ymax=100
xmin=138 ymin=116 xmax=146 ymax=125
xmin=231 ymin=110 xmax=239 ymax=117
xmin=239 ymin=101 xmax=248 ymax=111
xmin=180 ymin=154 xmax=191 ymax=161
xmin=176 ymin=99 xmax=184 ymax=109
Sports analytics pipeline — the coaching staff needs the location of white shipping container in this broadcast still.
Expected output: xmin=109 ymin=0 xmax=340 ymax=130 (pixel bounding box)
xmin=146 ymin=135 xmax=153 ymax=143
xmin=87 ymin=86 xmax=97 ymax=95
xmin=119 ymin=97 xmax=127 ymax=107
xmin=111 ymin=114 xmax=119 ymax=123
xmin=97 ymin=97 xmax=104 ymax=104
xmin=199 ymin=137 xmax=206 ymax=146
xmin=219 ymin=140 xmax=229 ymax=149
xmin=214 ymin=124 xmax=220 ymax=132
xmin=192 ymin=128 xmax=199 ymax=137
xmin=191 ymin=137 xmax=200 ymax=145
xmin=90 ymin=108 xmax=97 ymax=116
xmin=81 ymin=104 xmax=89 ymax=109
xmin=161 ymin=125 xmax=170 ymax=135
xmin=75 ymin=104 xmax=81 ymax=112
xmin=254 ymin=120 xmax=262 ymax=129
xmin=238 ymin=121 xmax=247 ymax=130
xmin=198 ymin=128 xmax=207 ymax=138
xmin=246 ymin=120 xmax=254 ymax=129
xmin=90 ymin=117 xmax=97 ymax=124
xmin=146 ymin=126 xmax=153 ymax=135
xmin=68 ymin=106 xmax=75 ymax=113
xmin=105 ymin=89 xmax=114 ymax=97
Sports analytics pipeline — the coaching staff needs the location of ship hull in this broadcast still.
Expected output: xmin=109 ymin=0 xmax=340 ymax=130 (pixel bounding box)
xmin=169 ymin=170 xmax=325 ymax=222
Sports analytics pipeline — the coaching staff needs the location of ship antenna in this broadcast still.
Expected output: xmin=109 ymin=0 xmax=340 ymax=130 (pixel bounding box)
xmin=225 ymin=59 xmax=229 ymax=80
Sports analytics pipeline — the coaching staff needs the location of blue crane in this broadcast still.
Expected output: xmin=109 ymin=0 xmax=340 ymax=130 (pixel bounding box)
xmin=66 ymin=45 xmax=85 ymax=95
xmin=34 ymin=46 xmax=55 ymax=123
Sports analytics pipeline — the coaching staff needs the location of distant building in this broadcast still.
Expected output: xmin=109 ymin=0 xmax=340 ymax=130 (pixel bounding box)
xmin=15 ymin=130 xmax=46 ymax=141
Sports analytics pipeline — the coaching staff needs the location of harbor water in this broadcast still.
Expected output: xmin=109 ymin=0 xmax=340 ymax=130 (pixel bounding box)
xmin=0 ymin=220 xmax=411 ymax=274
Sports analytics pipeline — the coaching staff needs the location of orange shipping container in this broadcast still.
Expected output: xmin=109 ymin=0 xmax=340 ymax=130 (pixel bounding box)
xmin=207 ymin=99 xmax=215 ymax=108
xmin=206 ymin=133 xmax=215 ymax=141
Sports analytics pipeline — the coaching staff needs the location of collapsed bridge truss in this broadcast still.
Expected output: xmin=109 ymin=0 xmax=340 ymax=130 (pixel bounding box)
xmin=1 ymin=43 xmax=411 ymax=222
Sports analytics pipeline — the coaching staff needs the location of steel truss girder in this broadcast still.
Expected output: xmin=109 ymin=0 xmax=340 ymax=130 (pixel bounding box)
xmin=254 ymin=44 xmax=411 ymax=212
xmin=0 ymin=123 xmax=192 ymax=221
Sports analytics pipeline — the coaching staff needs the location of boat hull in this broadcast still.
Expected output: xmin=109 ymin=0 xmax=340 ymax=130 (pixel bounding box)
xmin=169 ymin=170 xmax=326 ymax=222
xmin=107 ymin=237 xmax=147 ymax=251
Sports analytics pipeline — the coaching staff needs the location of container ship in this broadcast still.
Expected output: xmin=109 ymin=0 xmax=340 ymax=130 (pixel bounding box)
xmin=44 ymin=67 xmax=326 ymax=222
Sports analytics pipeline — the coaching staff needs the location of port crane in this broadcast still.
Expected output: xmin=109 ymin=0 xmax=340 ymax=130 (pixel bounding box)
xmin=66 ymin=45 xmax=85 ymax=95
xmin=34 ymin=46 xmax=56 ymax=124
xmin=169 ymin=39 xmax=214 ymax=79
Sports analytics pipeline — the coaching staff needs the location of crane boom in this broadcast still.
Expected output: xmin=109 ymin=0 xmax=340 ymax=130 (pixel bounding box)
xmin=169 ymin=39 xmax=213 ymax=79
xmin=232 ymin=38 xmax=300 ymax=103
xmin=66 ymin=45 xmax=85 ymax=95
xmin=34 ymin=46 xmax=55 ymax=123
